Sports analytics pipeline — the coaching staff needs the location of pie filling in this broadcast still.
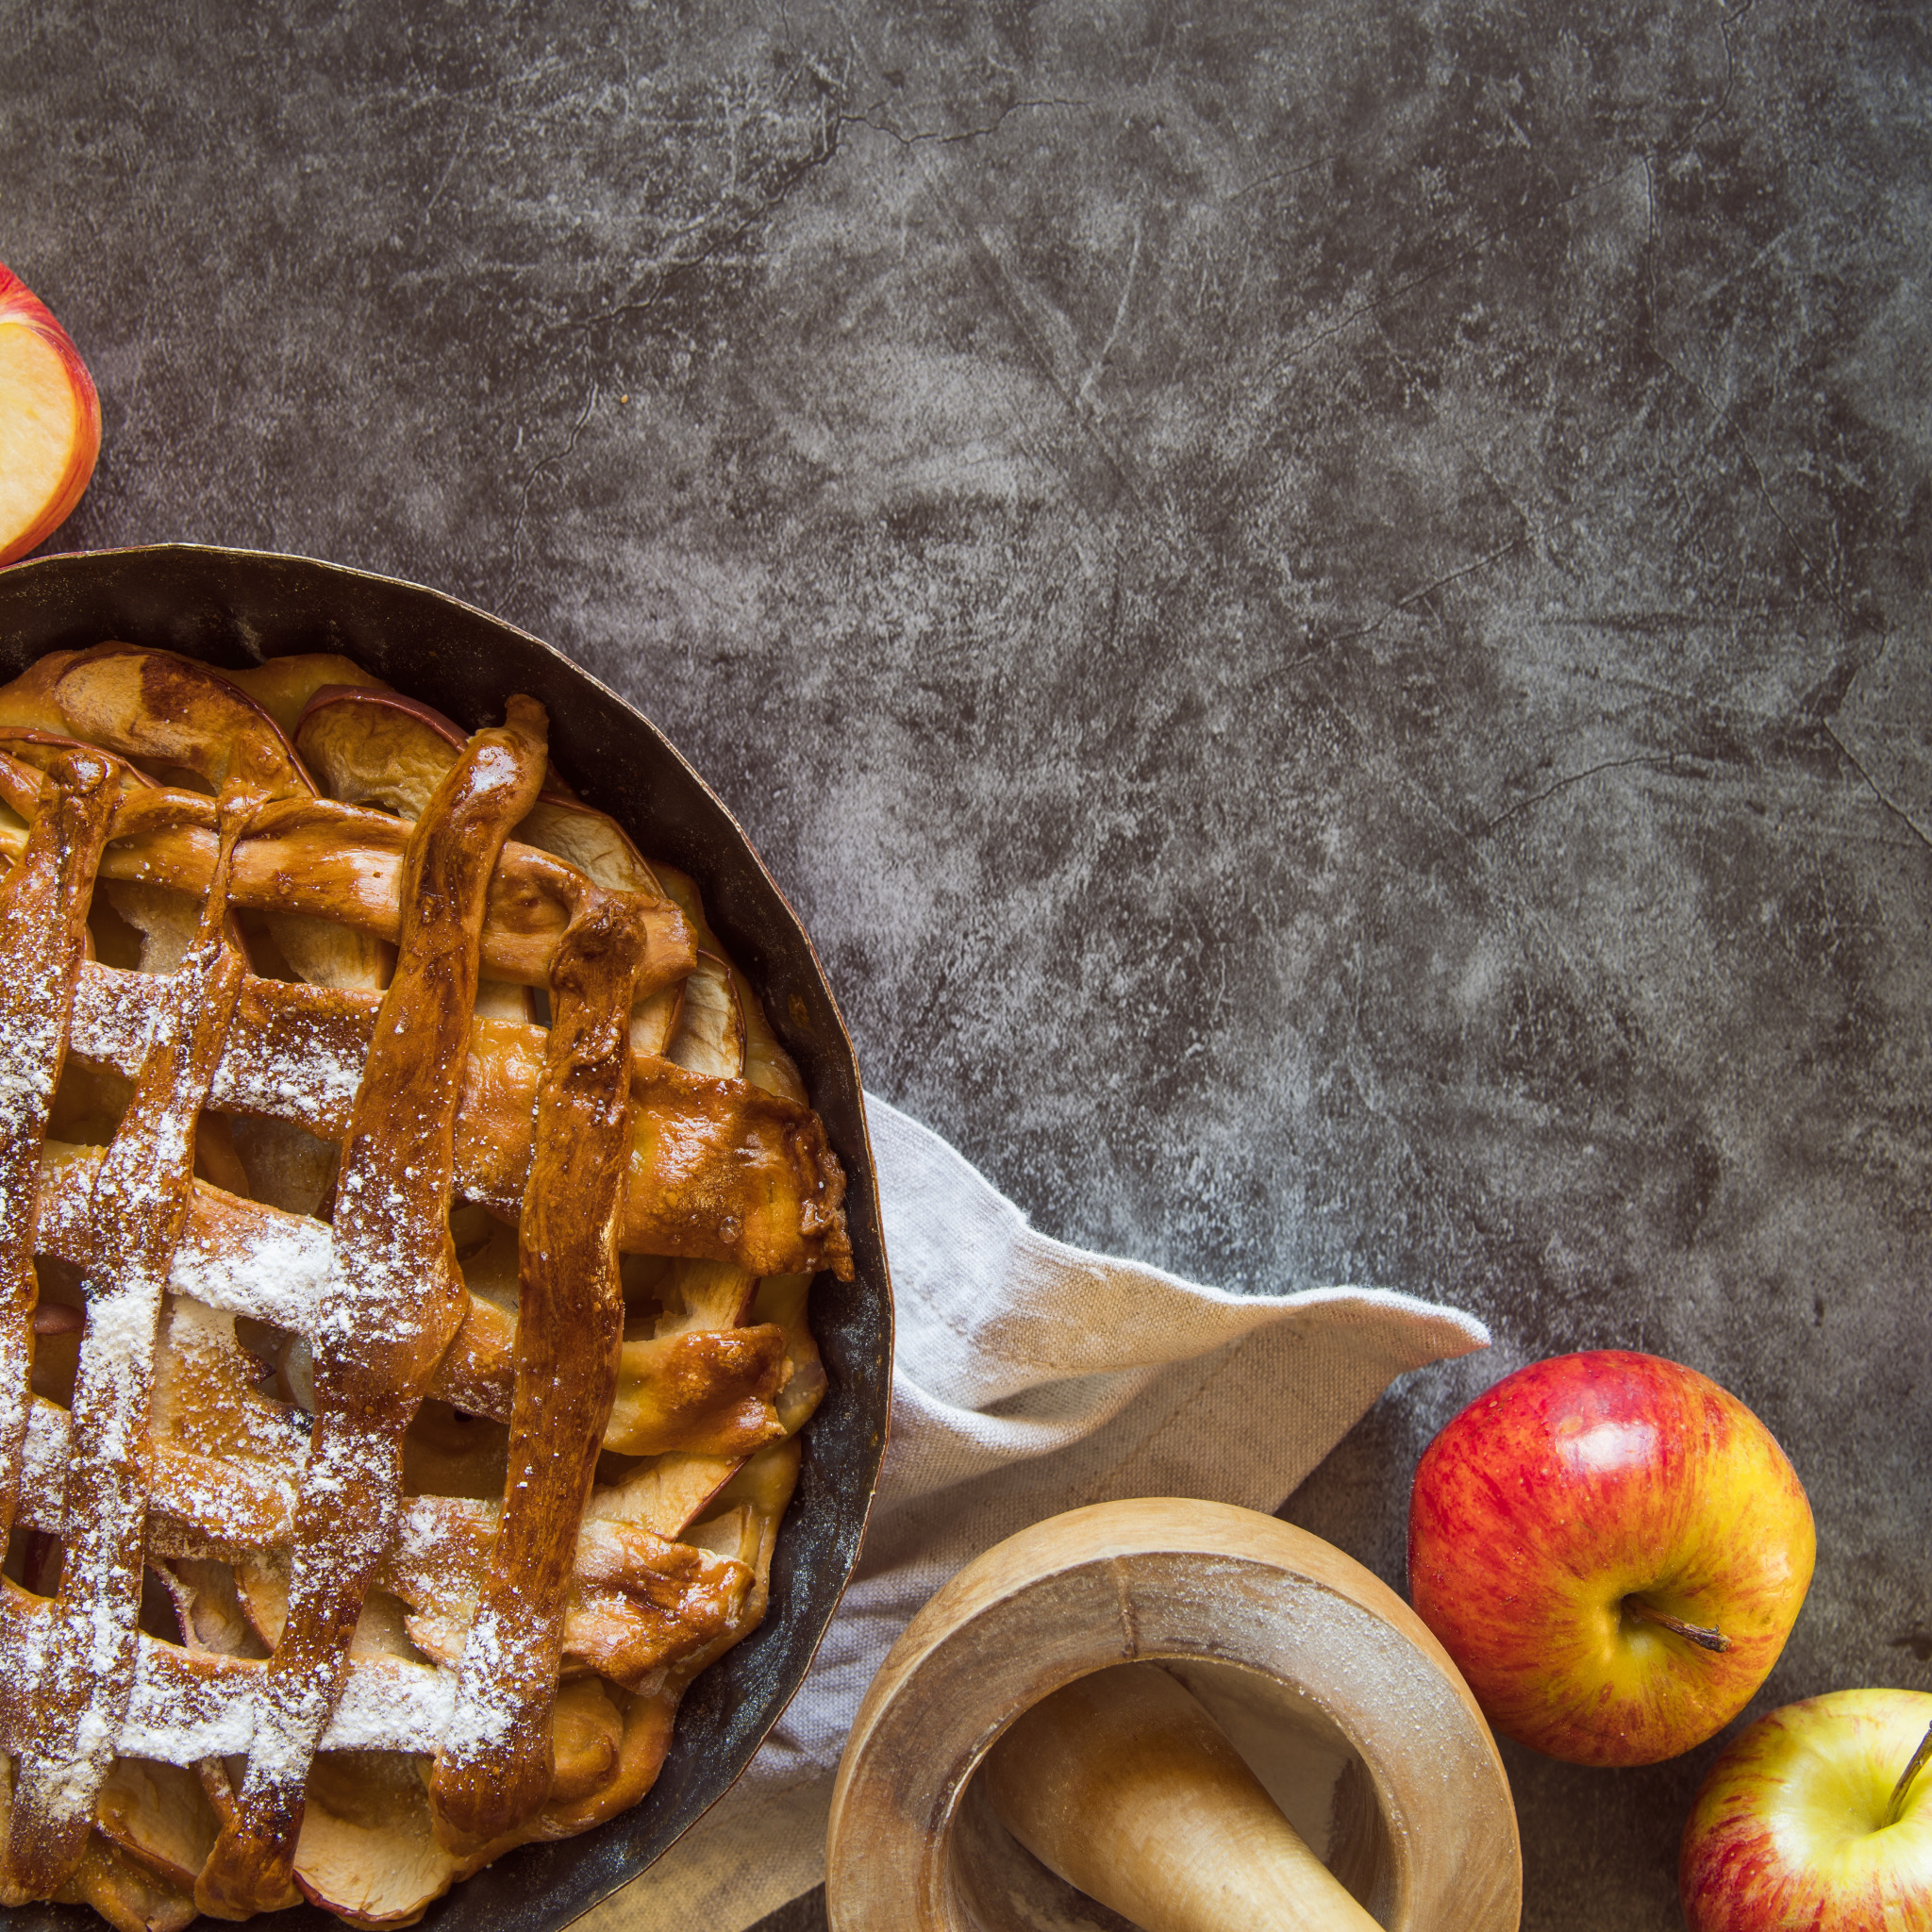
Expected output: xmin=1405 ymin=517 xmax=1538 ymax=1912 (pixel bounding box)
xmin=0 ymin=643 xmax=852 ymax=1930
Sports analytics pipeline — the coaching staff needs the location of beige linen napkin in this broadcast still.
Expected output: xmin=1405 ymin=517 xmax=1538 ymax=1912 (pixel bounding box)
xmin=584 ymin=1093 xmax=1490 ymax=1932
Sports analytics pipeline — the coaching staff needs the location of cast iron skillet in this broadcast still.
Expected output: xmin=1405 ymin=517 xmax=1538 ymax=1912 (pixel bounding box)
xmin=0 ymin=545 xmax=893 ymax=1932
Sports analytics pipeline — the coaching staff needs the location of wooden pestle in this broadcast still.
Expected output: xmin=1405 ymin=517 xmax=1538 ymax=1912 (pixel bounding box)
xmin=979 ymin=1662 xmax=1381 ymax=1932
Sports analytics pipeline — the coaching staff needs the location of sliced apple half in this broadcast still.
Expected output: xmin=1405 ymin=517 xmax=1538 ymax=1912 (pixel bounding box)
xmin=0 ymin=264 xmax=100 ymax=567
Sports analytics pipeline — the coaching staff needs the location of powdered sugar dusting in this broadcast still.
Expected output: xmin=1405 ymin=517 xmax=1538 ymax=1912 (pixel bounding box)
xmin=438 ymin=1605 xmax=523 ymax=1760
xmin=169 ymin=1210 xmax=332 ymax=1332
xmin=217 ymin=716 xmax=553 ymax=1883
xmin=116 ymin=1634 xmax=458 ymax=1763
xmin=72 ymin=958 xmax=365 ymax=1125
xmin=8 ymin=808 xmax=255 ymax=1856
xmin=0 ymin=771 xmax=114 ymax=1555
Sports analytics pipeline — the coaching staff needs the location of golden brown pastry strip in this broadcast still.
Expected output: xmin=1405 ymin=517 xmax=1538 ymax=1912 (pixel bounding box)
xmin=198 ymin=706 xmax=548 ymax=1919
xmin=600 ymin=1327 xmax=788 ymax=1457
xmin=0 ymin=753 xmax=117 ymax=1540
xmin=433 ymin=887 xmax=652 ymax=1844
xmin=3 ymin=788 xmax=258 ymax=1899
xmin=0 ymin=1532 xmax=744 ymax=1770
xmin=624 ymin=1061 xmax=852 ymax=1278
xmin=9 ymin=1400 xmax=750 ymax=1658
xmin=113 ymin=808 xmax=691 ymax=991
xmin=23 ymin=1158 xmax=789 ymax=1450
xmin=69 ymin=960 xmax=854 ymax=1277
xmin=0 ymin=743 xmax=697 ymax=993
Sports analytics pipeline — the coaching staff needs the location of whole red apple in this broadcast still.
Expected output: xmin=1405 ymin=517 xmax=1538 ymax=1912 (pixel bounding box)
xmin=1681 ymin=1689 xmax=1932 ymax=1930
xmin=0 ymin=262 xmax=101 ymax=567
xmin=1407 ymin=1350 xmax=1814 ymax=1765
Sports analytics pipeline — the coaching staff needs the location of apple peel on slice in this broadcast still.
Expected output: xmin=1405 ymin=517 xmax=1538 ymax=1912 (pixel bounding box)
xmin=214 ymin=658 xmax=390 ymax=738
xmin=651 ymin=862 xmax=806 ymax=1102
xmin=93 ymin=1759 xmax=221 ymax=1893
xmin=0 ymin=264 xmax=100 ymax=567
xmin=666 ymin=952 xmax=745 ymax=1079
xmin=293 ymin=685 xmax=467 ymax=819
xmin=291 ymin=1753 xmax=463 ymax=1930
xmin=295 ymin=683 xmax=576 ymax=817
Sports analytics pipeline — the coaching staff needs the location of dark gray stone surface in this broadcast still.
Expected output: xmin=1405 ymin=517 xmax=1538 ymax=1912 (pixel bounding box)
xmin=7 ymin=2 xmax=1931 ymax=1926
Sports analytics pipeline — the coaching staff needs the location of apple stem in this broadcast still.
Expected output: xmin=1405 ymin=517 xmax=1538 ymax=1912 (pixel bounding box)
xmin=1623 ymin=1599 xmax=1731 ymax=1653
xmin=1884 ymin=1720 xmax=1932 ymax=1827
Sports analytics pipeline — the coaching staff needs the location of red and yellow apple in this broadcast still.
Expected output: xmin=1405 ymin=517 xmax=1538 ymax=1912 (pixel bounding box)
xmin=0 ymin=263 xmax=100 ymax=566
xmin=1681 ymin=1689 xmax=1932 ymax=1930
xmin=1407 ymin=1350 xmax=1814 ymax=1765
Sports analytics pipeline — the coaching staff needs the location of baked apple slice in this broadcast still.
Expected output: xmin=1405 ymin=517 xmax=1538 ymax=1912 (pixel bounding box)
xmin=52 ymin=643 xmax=310 ymax=796
xmin=514 ymin=796 xmax=660 ymax=894
xmin=295 ymin=684 xmax=576 ymax=818
xmin=291 ymin=1754 xmax=462 ymax=1930
xmin=666 ymin=952 xmax=745 ymax=1078
xmin=94 ymin=1759 xmax=220 ymax=1893
xmin=651 ymin=861 xmax=805 ymax=1100
xmin=211 ymin=658 xmax=388 ymax=737
xmin=587 ymin=1451 xmax=742 ymax=1539
xmin=292 ymin=685 xmax=466 ymax=819
xmin=655 ymin=1259 xmax=758 ymax=1336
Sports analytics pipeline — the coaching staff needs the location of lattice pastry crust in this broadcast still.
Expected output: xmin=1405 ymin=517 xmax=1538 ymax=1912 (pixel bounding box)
xmin=0 ymin=644 xmax=853 ymax=1930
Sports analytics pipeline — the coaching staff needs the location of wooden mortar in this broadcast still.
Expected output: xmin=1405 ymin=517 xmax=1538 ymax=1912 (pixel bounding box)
xmin=825 ymin=1498 xmax=1521 ymax=1932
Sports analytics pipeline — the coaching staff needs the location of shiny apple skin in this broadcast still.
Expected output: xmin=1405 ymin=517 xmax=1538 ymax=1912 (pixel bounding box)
xmin=1681 ymin=1689 xmax=1932 ymax=1931
xmin=1407 ymin=1350 xmax=1814 ymax=1766
xmin=0 ymin=262 xmax=102 ymax=566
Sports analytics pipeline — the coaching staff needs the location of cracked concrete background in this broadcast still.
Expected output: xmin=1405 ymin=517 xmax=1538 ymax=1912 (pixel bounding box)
xmin=6 ymin=0 xmax=1932 ymax=1925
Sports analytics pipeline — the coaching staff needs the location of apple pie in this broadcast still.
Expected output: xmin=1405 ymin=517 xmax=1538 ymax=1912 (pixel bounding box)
xmin=0 ymin=642 xmax=852 ymax=1930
